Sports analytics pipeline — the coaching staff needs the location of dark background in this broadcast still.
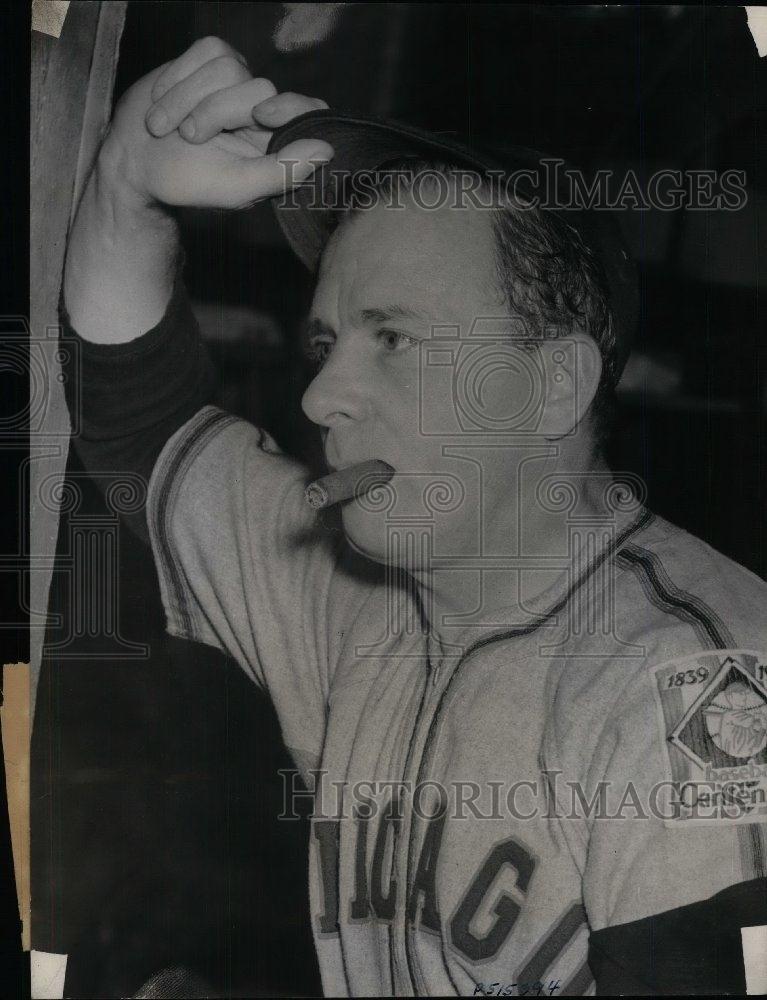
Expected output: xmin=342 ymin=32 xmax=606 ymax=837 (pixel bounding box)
xmin=32 ymin=4 xmax=766 ymax=998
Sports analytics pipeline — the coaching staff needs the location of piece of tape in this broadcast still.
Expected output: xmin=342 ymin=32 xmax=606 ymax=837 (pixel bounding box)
xmin=1 ymin=662 xmax=29 ymax=951
xmin=31 ymin=952 xmax=68 ymax=1000
xmin=745 ymin=7 xmax=767 ymax=57
xmin=742 ymin=925 xmax=767 ymax=994
xmin=31 ymin=0 xmax=70 ymax=39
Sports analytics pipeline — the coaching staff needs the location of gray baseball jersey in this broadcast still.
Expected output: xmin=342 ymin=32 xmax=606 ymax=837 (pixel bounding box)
xmin=141 ymin=403 xmax=767 ymax=998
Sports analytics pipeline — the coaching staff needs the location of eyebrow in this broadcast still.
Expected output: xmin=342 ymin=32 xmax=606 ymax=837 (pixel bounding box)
xmin=359 ymin=305 xmax=429 ymax=324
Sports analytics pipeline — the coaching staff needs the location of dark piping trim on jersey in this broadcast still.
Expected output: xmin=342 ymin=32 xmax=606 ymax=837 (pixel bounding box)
xmin=457 ymin=507 xmax=656 ymax=664
xmin=615 ymin=543 xmax=734 ymax=650
xmin=402 ymin=506 xmax=655 ymax=994
xmin=150 ymin=406 xmax=239 ymax=640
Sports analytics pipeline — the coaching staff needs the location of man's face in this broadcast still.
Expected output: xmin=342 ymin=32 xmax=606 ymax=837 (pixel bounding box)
xmin=301 ymin=190 xmax=563 ymax=567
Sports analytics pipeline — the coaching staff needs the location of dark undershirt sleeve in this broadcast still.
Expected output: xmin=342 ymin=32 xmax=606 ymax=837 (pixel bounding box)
xmin=589 ymin=876 xmax=767 ymax=996
xmin=60 ymin=277 xmax=218 ymax=543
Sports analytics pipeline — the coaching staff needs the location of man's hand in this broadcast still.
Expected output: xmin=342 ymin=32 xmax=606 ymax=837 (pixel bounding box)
xmin=104 ymin=35 xmax=333 ymax=210
xmin=64 ymin=37 xmax=333 ymax=343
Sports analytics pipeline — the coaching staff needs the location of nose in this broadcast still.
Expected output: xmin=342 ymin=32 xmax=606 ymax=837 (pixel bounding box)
xmin=301 ymin=343 xmax=371 ymax=429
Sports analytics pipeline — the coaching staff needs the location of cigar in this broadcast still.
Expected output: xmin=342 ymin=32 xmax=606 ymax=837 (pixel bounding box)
xmin=305 ymin=460 xmax=395 ymax=510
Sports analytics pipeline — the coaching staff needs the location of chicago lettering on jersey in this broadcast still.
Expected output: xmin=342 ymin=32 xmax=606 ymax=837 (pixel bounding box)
xmin=312 ymin=804 xmax=539 ymax=962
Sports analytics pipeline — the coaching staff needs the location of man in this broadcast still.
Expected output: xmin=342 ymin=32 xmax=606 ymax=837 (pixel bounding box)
xmin=62 ymin=37 xmax=766 ymax=996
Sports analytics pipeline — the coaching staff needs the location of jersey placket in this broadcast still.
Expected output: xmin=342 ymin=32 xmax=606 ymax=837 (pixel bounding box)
xmin=397 ymin=624 xmax=554 ymax=995
xmin=386 ymin=630 xmax=453 ymax=994
xmin=390 ymin=628 xmax=483 ymax=995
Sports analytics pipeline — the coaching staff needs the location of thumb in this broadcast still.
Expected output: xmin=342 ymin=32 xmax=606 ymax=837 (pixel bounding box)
xmin=222 ymin=138 xmax=334 ymax=208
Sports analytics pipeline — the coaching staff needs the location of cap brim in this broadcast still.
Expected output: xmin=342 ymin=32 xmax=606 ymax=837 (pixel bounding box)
xmin=266 ymin=109 xmax=542 ymax=271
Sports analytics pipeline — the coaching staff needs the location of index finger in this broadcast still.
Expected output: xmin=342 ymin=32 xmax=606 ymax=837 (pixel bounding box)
xmin=150 ymin=35 xmax=248 ymax=103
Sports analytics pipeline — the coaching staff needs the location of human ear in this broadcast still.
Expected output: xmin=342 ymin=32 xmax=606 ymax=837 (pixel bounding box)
xmin=539 ymin=331 xmax=602 ymax=439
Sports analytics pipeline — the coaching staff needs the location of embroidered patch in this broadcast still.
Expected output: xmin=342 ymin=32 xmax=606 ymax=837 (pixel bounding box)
xmin=650 ymin=650 xmax=767 ymax=825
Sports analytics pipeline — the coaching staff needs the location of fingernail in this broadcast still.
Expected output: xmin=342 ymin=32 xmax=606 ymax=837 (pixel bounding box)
xmin=179 ymin=116 xmax=196 ymax=140
xmin=146 ymin=107 xmax=169 ymax=135
xmin=254 ymin=100 xmax=277 ymax=118
xmin=306 ymin=145 xmax=332 ymax=163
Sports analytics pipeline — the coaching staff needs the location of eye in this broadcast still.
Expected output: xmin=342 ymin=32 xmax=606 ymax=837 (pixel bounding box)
xmin=306 ymin=334 xmax=334 ymax=369
xmin=377 ymin=328 xmax=418 ymax=352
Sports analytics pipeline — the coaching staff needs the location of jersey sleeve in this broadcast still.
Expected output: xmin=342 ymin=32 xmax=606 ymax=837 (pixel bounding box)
xmin=62 ymin=274 xmax=377 ymax=770
xmin=543 ymin=644 xmax=767 ymax=996
xmin=145 ymin=405 xmax=378 ymax=772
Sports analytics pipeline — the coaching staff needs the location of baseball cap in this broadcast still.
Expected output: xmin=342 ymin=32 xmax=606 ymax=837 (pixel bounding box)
xmin=267 ymin=110 xmax=638 ymax=372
